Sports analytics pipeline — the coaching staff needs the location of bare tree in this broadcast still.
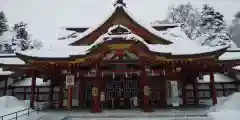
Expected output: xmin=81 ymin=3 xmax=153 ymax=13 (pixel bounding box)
xmin=167 ymin=2 xmax=201 ymax=39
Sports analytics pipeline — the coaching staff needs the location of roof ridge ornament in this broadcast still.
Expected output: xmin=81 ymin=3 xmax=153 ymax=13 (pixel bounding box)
xmin=113 ymin=0 xmax=126 ymax=7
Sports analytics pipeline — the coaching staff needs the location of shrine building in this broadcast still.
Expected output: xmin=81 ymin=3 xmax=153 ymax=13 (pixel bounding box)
xmin=1 ymin=0 xmax=240 ymax=113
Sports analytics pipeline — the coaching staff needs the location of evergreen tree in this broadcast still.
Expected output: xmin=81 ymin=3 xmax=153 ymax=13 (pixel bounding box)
xmin=12 ymin=21 xmax=31 ymax=51
xmin=197 ymin=4 xmax=236 ymax=48
xmin=0 ymin=11 xmax=8 ymax=36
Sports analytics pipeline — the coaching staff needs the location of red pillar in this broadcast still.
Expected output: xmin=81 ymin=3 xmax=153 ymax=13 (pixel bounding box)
xmin=49 ymin=75 xmax=54 ymax=108
xmin=92 ymin=64 xmax=101 ymax=113
xmin=78 ymin=73 xmax=85 ymax=107
xmin=30 ymin=70 xmax=36 ymax=108
xmin=193 ymin=80 xmax=199 ymax=105
xmin=140 ymin=65 xmax=152 ymax=112
xmin=210 ymin=72 xmax=217 ymax=105
xmin=59 ymin=76 xmax=64 ymax=108
xmin=181 ymin=82 xmax=187 ymax=105
xmin=36 ymin=88 xmax=39 ymax=102
xmin=68 ymin=86 xmax=73 ymax=111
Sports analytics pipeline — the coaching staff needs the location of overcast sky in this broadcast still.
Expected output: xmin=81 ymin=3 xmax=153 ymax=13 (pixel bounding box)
xmin=0 ymin=0 xmax=239 ymax=46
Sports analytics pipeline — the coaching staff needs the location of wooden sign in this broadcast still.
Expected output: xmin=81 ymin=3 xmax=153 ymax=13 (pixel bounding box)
xmin=143 ymin=86 xmax=151 ymax=96
xmin=66 ymin=75 xmax=75 ymax=86
xmin=170 ymin=81 xmax=179 ymax=107
xmin=92 ymin=87 xmax=99 ymax=97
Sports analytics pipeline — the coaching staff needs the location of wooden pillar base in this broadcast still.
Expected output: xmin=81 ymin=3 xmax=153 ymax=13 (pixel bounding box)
xmin=68 ymin=86 xmax=73 ymax=111
xmin=182 ymin=82 xmax=187 ymax=106
xmin=143 ymin=95 xmax=153 ymax=112
xmin=92 ymin=95 xmax=101 ymax=113
xmin=210 ymin=72 xmax=217 ymax=105
xmin=30 ymin=71 xmax=36 ymax=108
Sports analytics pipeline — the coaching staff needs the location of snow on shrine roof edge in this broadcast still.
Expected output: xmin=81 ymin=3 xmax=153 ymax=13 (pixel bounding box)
xmin=69 ymin=3 xmax=173 ymax=45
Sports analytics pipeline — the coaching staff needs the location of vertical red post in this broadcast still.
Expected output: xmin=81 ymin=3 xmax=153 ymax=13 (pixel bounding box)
xmin=36 ymin=88 xmax=39 ymax=102
xmin=49 ymin=75 xmax=54 ymax=108
xmin=68 ymin=86 xmax=73 ymax=111
xmin=78 ymin=72 xmax=85 ymax=107
xmin=30 ymin=70 xmax=36 ymax=108
xmin=193 ymin=80 xmax=199 ymax=105
xmin=140 ymin=64 xmax=152 ymax=112
xmin=92 ymin=63 xmax=101 ymax=113
xmin=181 ymin=82 xmax=187 ymax=105
xmin=210 ymin=72 xmax=217 ymax=105
xmin=59 ymin=76 xmax=64 ymax=108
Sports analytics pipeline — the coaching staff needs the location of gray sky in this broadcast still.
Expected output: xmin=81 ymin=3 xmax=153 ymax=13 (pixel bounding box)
xmin=0 ymin=0 xmax=239 ymax=46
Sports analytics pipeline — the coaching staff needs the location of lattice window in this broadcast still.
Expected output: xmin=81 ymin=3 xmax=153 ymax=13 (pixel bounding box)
xmin=85 ymin=82 xmax=92 ymax=100
xmin=123 ymin=79 xmax=139 ymax=97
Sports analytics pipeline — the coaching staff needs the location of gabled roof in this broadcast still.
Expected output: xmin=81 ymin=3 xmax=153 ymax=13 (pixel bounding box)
xmin=69 ymin=1 xmax=173 ymax=45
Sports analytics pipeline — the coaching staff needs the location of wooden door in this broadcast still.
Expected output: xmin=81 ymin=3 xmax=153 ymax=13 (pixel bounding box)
xmin=150 ymin=76 xmax=167 ymax=108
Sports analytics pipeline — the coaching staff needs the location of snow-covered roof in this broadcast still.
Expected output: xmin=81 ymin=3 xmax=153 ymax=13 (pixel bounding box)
xmin=0 ymin=68 xmax=13 ymax=75
xmin=17 ymin=24 xmax=229 ymax=59
xmin=233 ymin=66 xmax=240 ymax=70
xmin=69 ymin=2 xmax=174 ymax=45
xmin=218 ymin=52 xmax=240 ymax=61
xmin=16 ymin=45 xmax=90 ymax=58
xmin=0 ymin=57 xmax=25 ymax=65
xmin=11 ymin=77 xmax=50 ymax=87
xmin=149 ymin=27 xmax=229 ymax=55
xmin=197 ymin=73 xmax=234 ymax=83
xmin=92 ymin=26 xmax=228 ymax=55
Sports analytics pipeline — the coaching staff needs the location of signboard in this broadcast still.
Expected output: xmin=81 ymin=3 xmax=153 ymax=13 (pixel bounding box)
xmin=66 ymin=75 xmax=75 ymax=86
xmin=170 ymin=81 xmax=179 ymax=107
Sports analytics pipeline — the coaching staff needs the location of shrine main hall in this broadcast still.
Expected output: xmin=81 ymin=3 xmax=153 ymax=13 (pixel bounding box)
xmin=1 ymin=0 xmax=240 ymax=113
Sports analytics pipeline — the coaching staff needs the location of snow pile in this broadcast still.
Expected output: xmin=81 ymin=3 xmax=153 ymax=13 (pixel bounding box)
xmin=208 ymin=93 xmax=240 ymax=120
xmin=0 ymin=96 xmax=34 ymax=120
xmin=0 ymin=96 xmax=26 ymax=108
xmin=197 ymin=73 xmax=234 ymax=83
xmin=11 ymin=77 xmax=50 ymax=87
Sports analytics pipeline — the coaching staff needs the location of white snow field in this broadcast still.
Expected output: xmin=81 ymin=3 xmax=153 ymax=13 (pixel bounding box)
xmin=0 ymin=96 xmax=45 ymax=120
xmin=208 ymin=92 xmax=240 ymax=120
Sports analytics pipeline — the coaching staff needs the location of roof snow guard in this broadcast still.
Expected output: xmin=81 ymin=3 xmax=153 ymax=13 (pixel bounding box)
xmin=69 ymin=0 xmax=173 ymax=45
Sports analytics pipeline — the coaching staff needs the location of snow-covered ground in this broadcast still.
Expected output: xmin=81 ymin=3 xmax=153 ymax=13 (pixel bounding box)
xmin=0 ymin=96 xmax=45 ymax=120
xmin=207 ymin=92 xmax=240 ymax=120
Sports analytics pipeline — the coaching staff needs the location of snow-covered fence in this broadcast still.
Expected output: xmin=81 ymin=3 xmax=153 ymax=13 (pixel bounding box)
xmin=0 ymin=102 xmax=48 ymax=120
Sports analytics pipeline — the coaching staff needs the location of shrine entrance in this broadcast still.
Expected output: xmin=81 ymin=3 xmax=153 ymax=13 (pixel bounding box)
xmin=104 ymin=72 xmax=140 ymax=109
